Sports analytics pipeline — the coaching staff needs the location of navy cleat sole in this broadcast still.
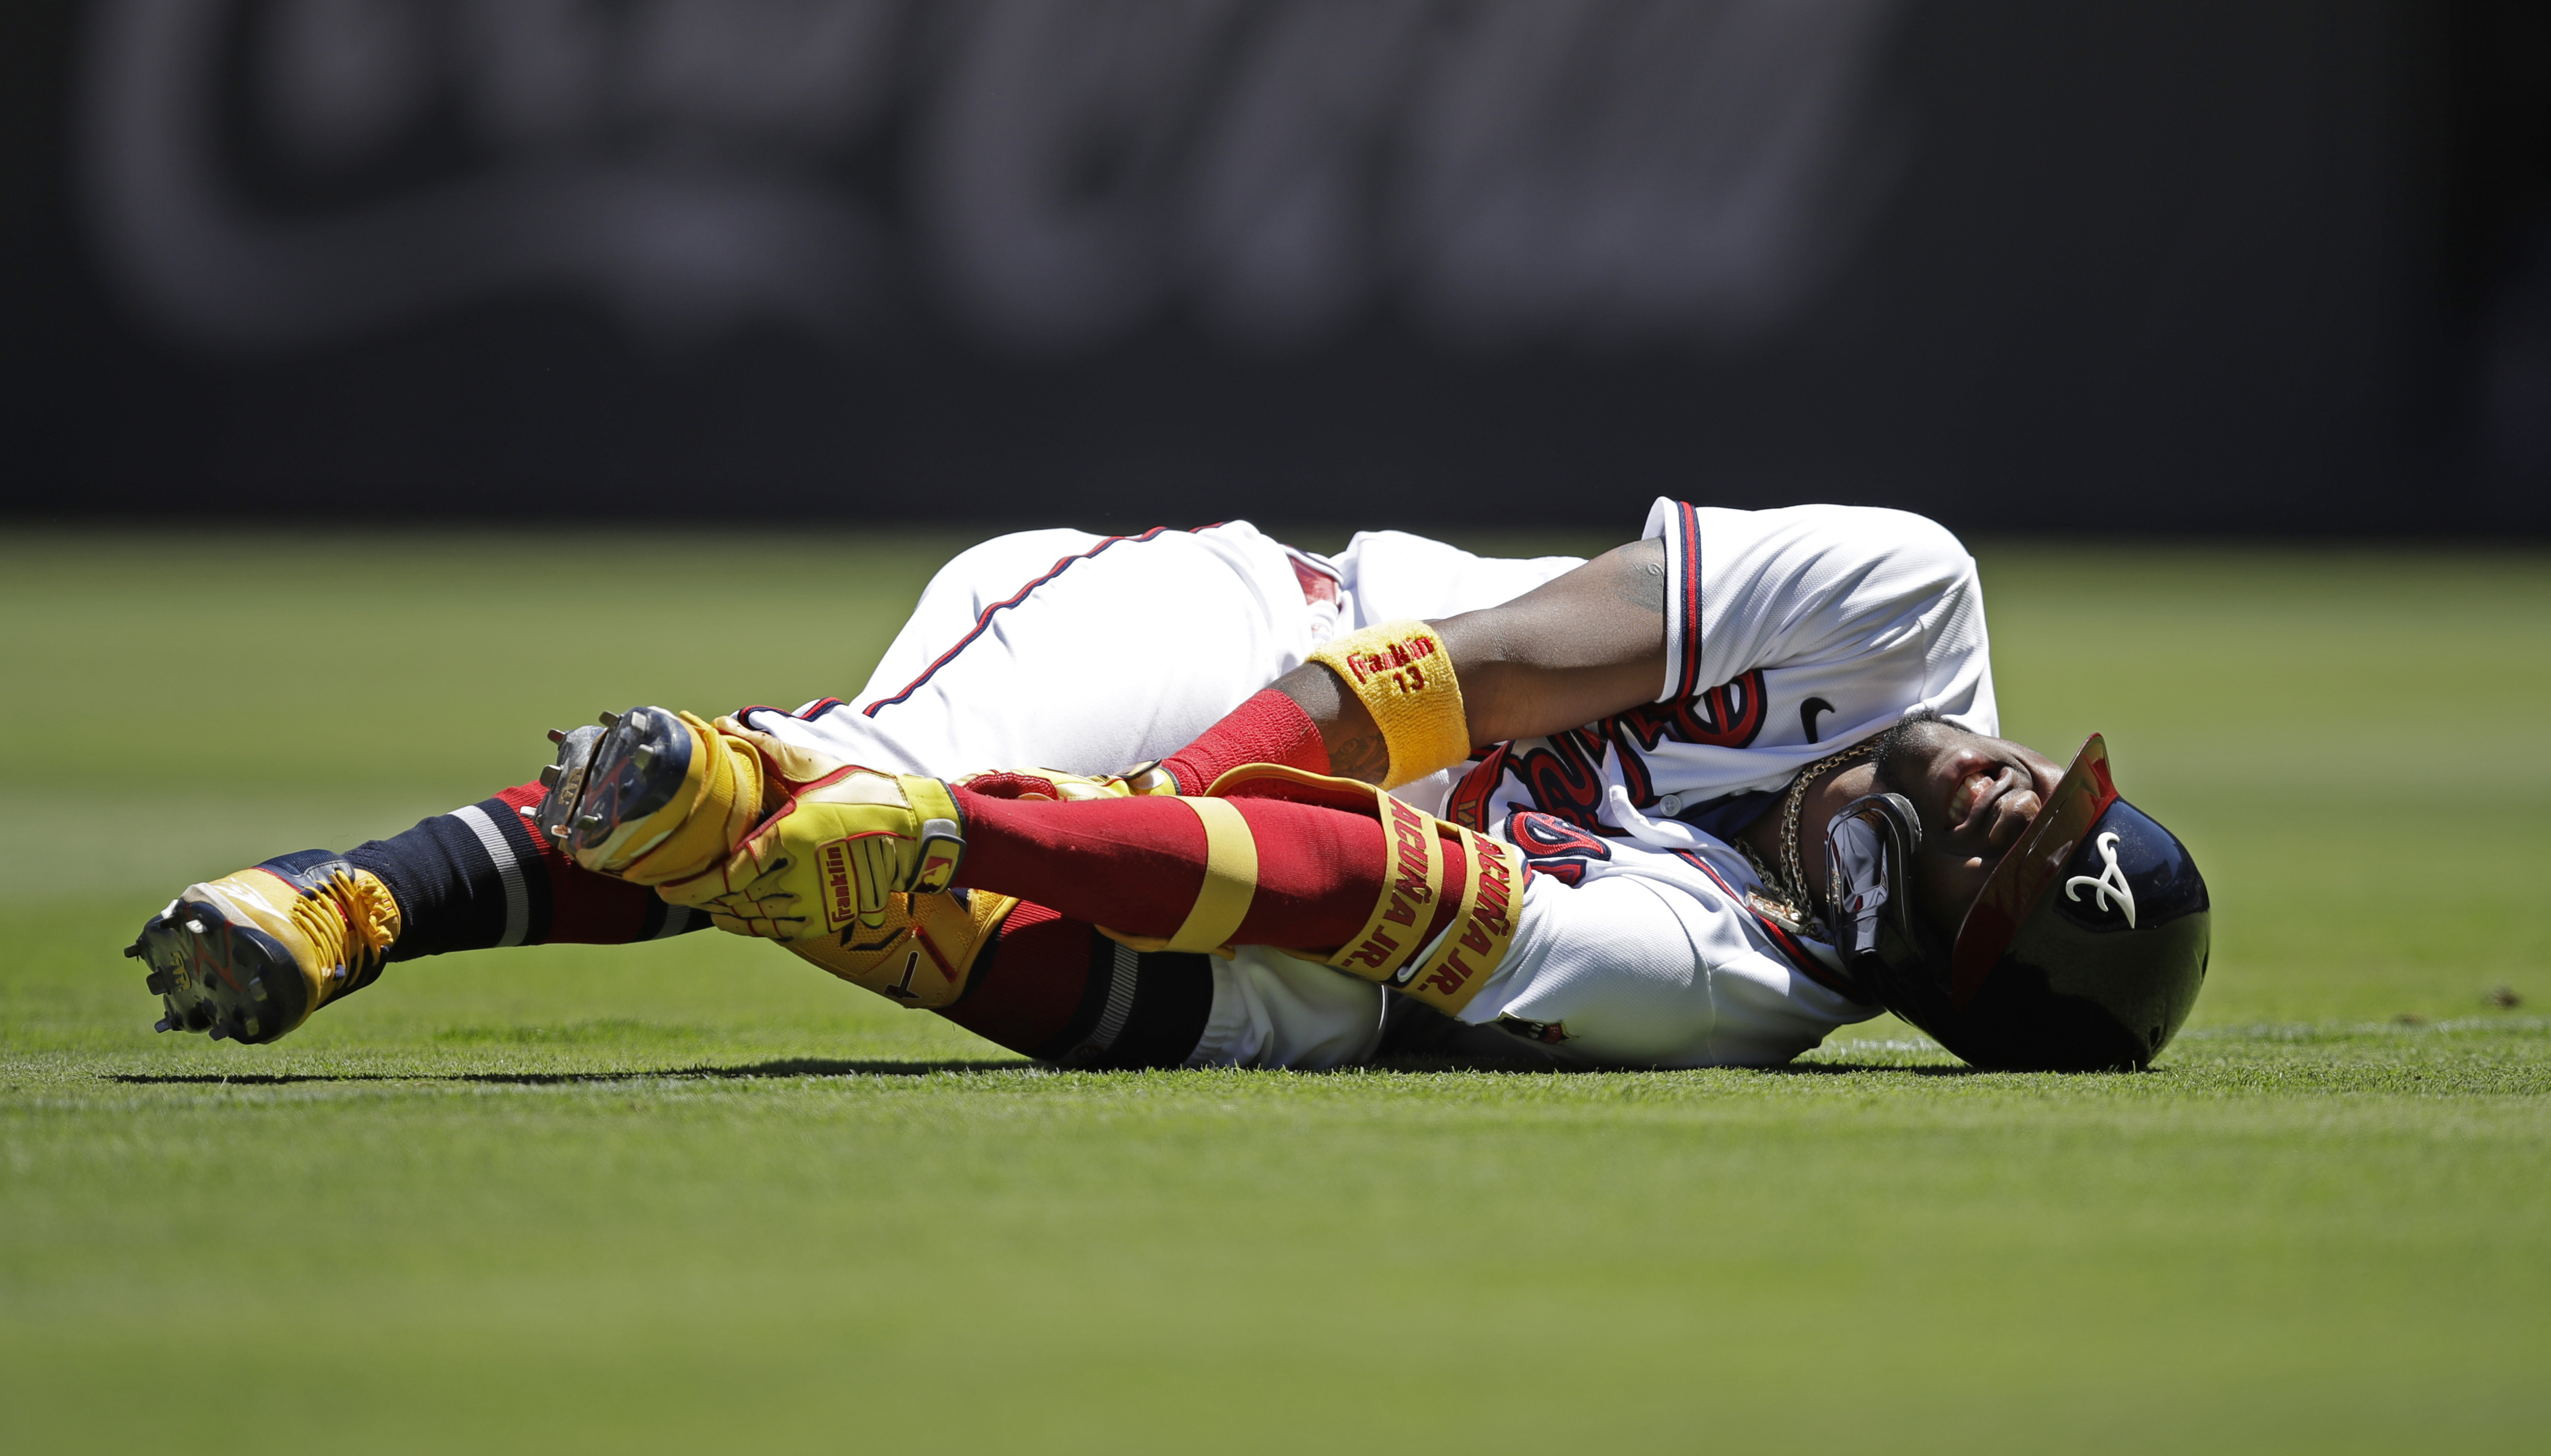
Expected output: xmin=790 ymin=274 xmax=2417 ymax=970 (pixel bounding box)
xmin=533 ymin=707 xmax=695 ymax=863
xmin=124 ymin=898 xmax=312 ymax=1046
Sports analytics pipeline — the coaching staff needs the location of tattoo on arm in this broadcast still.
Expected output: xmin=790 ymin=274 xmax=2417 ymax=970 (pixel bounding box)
xmin=1273 ymin=660 xmax=1390 ymax=785
xmin=1324 ymin=728 xmax=1390 ymax=784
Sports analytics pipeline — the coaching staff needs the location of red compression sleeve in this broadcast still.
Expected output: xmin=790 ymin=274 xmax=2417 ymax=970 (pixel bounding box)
xmin=1156 ymin=688 xmax=1330 ymax=795
xmin=490 ymin=782 xmax=678 ymax=943
xmin=951 ymin=788 xmax=1466 ymax=954
xmin=934 ymin=901 xmax=1094 ymax=1054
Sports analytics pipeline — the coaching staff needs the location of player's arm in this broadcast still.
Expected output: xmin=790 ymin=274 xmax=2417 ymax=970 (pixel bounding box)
xmin=1156 ymin=540 xmax=1668 ymax=791
xmin=1284 ymin=539 xmax=1666 ymax=781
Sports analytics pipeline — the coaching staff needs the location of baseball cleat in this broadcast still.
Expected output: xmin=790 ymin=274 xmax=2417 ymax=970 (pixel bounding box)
xmin=534 ymin=706 xmax=768 ymax=885
xmin=123 ymin=850 xmax=400 ymax=1046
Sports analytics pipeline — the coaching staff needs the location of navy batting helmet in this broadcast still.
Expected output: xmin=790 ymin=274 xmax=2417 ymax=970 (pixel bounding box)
xmin=1823 ymin=735 xmax=2210 ymax=1071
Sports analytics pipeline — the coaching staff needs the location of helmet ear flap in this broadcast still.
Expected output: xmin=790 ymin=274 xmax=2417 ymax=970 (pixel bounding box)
xmin=1824 ymin=792 xmax=1921 ymax=965
xmin=1824 ymin=792 xmax=1958 ymax=1027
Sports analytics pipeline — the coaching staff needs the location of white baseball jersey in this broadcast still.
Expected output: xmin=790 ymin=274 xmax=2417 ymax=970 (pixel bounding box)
xmin=1441 ymin=500 xmax=1997 ymax=844
xmin=738 ymin=501 xmax=1995 ymax=1071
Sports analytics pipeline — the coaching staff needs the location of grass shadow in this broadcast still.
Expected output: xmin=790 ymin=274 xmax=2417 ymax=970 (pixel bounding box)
xmin=108 ymin=1056 xmax=2025 ymax=1086
xmin=1762 ymin=1059 xmax=1988 ymax=1077
xmin=104 ymin=1057 xmax=1031 ymax=1086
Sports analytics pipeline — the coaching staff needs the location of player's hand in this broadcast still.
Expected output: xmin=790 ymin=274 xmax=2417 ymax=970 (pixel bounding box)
xmin=951 ymin=765 xmax=1173 ymax=801
xmin=658 ymin=768 xmax=965 ymax=942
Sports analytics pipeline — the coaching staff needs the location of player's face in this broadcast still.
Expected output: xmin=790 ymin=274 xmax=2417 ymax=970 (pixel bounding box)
xmin=1873 ymin=720 xmax=2065 ymax=939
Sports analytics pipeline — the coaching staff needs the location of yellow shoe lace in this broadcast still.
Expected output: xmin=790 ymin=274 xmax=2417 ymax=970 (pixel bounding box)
xmin=286 ymin=869 xmax=402 ymax=1004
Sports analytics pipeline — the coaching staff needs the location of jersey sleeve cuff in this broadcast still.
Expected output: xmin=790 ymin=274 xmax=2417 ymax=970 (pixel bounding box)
xmin=1641 ymin=497 xmax=1704 ymax=701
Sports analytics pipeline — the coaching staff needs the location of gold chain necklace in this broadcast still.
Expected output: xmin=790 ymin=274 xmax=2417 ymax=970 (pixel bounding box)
xmin=1738 ymin=738 xmax=1880 ymax=936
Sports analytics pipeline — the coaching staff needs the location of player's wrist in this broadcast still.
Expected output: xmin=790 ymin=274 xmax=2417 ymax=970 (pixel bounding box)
xmin=1305 ymin=621 xmax=1471 ymax=789
xmin=1156 ymin=687 xmax=1331 ymax=794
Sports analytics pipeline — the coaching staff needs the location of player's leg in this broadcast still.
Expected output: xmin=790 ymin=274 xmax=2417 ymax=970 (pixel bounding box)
xmin=606 ymin=748 xmax=1524 ymax=1069
xmin=121 ymin=522 xmax=1313 ymax=1047
xmin=734 ymin=521 xmax=1340 ymax=780
xmin=126 ymin=766 xmax=693 ymax=1045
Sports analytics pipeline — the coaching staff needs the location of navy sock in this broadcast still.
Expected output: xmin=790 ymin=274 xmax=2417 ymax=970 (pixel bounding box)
xmin=343 ymin=784 xmax=705 ymax=961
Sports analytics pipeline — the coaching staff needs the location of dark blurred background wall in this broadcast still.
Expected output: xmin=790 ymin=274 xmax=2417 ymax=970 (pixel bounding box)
xmin=3 ymin=0 xmax=2546 ymax=532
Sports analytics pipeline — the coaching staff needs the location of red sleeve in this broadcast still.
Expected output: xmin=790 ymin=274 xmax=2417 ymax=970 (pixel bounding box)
xmin=1156 ymin=688 xmax=1331 ymax=794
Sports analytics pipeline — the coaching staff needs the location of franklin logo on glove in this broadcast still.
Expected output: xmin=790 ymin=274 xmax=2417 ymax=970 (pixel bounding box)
xmin=821 ymin=838 xmax=861 ymax=929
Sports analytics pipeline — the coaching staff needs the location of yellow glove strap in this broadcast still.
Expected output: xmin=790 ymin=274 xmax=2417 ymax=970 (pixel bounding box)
xmin=1307 ymin=621 xmax=1470 ymax=789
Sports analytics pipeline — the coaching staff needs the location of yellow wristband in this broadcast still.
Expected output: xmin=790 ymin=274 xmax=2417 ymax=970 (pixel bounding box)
xmin=1308 ymin=621 xmax=1470 ymax=789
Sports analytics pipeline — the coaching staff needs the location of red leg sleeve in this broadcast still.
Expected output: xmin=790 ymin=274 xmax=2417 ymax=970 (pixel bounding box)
xmin=490 ymin=782 xmax=679 ymax=944
xmin=951 ymin=788 xmax=1466 ymax=956
xmin=933 ymin=901 xmax=1093 ymax=1053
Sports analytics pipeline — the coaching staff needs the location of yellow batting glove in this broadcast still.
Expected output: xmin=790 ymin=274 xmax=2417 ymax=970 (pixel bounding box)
xmin=659 ymin=768 xmax=966 ymax=942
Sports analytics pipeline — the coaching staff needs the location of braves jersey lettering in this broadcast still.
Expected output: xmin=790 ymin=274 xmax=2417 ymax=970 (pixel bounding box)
xmin=1449 ymin=502 xmax=1996 ymax=845
xmin=1503 ymin=811 xmax=1613 ymax=887
xmin=1448 ymin=671 xmax=1767 ymax=834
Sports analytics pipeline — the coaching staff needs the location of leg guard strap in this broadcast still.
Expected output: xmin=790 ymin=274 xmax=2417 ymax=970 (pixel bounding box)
xmin=1206 ymin=763 xmax=1524 ymax=1016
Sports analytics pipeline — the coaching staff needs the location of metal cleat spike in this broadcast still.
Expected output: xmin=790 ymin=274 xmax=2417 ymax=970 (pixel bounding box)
xmin=208 ymin=1026 xmax=229 ymax=1041
xmin=548 ymin=728 xmax=567 ymax=744
xmin=548 ymin=824 xmax=569 ymax=840
xmin=154 ymin=1017 xmax=173 ymax=1033
xmin=598 ymin=711 xmax=620 ymax=728
xmin=630 ymin=745 xmax=655 ymax=770
xmin=124 ymin=942 xmax=143 ymax=959
xmin=578 ymin=814 xmax=607 ymax=832
xmin=538 ymin=765 xmax=562 ymax=787
xmin=249 ymin=977 xmax=269 ymax=1001
xmin=184 ymin=919 xmax=206 ymax=936
xmin=242 ymin=1016 xmax=260 ymax=1037
xmin=145 ymin=971 xmax=172 ymax=994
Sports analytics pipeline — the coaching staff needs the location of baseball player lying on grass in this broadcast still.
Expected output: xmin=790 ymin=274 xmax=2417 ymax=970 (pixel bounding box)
xmin=127 ymin=503 xmax=2211 ymax=1072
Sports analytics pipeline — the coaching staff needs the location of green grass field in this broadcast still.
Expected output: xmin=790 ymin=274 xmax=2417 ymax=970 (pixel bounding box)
xmin=2 ymin=529 xmax=2545 ymax=1453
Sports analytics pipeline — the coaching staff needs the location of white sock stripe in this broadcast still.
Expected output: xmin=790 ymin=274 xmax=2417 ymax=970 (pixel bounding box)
xmin=651 ymin=904 xmax=693 ymax=940
xmin=452 ymin=805 xmax=532 ymax=949
xmin=1089 ymin=941 xmax=1141 ymax=1054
